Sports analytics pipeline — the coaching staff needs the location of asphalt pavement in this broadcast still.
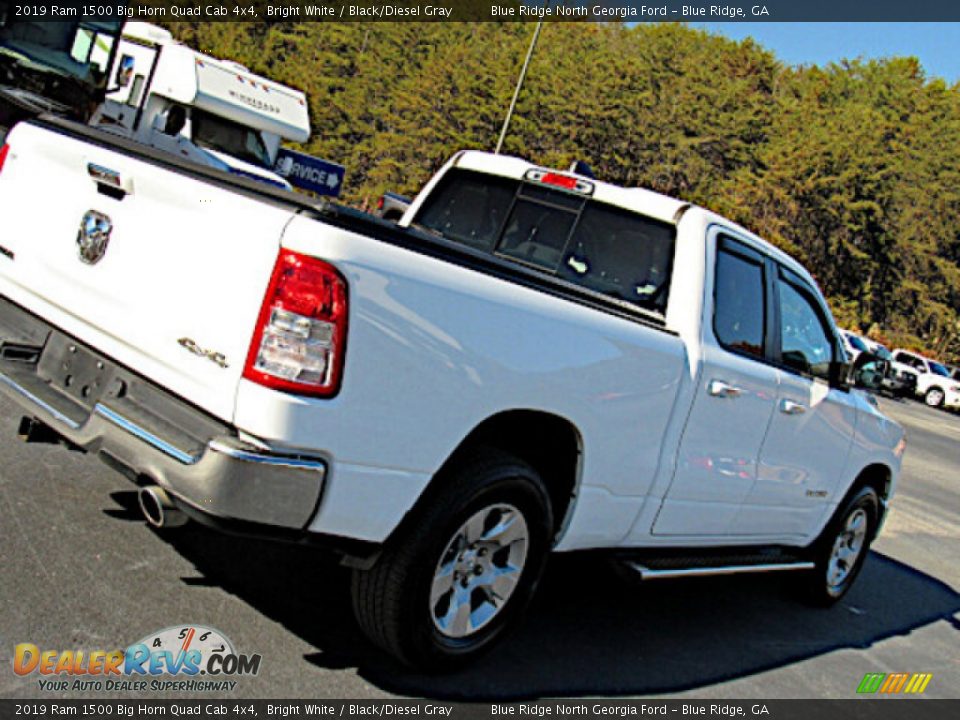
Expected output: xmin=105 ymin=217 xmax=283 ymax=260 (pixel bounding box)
xmin=1 ymin=394 xmax=957 ymax=700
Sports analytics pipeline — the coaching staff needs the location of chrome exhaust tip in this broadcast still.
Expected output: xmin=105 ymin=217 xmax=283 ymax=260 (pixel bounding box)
xmin=138 ymin=485 xmax=188 ymax=529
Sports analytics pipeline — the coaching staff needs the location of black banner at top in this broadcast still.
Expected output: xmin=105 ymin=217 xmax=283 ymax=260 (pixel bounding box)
xmin=8 ymin=0 xmax=960 ymax=23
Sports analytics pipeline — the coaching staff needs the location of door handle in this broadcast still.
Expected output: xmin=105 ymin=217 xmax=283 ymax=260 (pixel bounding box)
xmin=708 ymin=380 xmax=742 ymax=398
xmin=88 ymin=163 xmax=134 ymax=197
xmin=780 ymin=399 xmax=807 ymax=415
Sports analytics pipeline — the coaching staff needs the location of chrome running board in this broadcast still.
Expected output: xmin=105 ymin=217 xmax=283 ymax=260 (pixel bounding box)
xmin=626 ymin=560 xmax=815 ymax=580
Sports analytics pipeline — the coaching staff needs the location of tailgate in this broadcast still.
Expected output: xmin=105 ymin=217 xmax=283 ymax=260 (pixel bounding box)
xmin=0 ymin=122 xmax=295 ymax=423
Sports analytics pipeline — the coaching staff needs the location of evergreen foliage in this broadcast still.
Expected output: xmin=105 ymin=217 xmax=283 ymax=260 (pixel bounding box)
xmin=163 ymin=21 xmax=960 ymax=361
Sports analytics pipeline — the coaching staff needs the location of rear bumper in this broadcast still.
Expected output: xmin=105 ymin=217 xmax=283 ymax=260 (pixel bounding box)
xmin=0 ymin=299 xmax=326 ymax=531
xmin=0 ymin=363 xmax=326 ymax=528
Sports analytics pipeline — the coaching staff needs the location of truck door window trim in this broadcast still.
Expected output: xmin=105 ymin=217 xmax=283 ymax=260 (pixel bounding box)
xmin=712 ymin=232 xmax=844 ymax=388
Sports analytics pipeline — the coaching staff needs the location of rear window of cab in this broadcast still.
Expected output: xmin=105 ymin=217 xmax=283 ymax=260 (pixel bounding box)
xmin=413 ymin=168 xmax=676 ymax=314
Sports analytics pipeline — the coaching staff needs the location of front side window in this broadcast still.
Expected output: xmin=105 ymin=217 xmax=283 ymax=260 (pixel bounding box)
xmin=778 ymin=276 xmax=834 ymax=380
xmin=714 ymin=244 xmax=766 ymax=359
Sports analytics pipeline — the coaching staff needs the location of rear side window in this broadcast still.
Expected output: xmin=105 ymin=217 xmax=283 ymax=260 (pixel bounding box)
xmin=714 ymin=244 xmax=766 ymax=358
xmin=894 ymin=352 xmax=923 ymax=370
xmin=414 ymin=168 xmax=676 ymax=313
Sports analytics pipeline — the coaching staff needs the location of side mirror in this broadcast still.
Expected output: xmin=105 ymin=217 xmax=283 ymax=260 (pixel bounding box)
xmin=850 ymin=353 xmax=886 ymax=391
xmin=115 ymin=55 xmax=135 ymax=88
xmin=830 ymin=358 xmax=852 ymax=390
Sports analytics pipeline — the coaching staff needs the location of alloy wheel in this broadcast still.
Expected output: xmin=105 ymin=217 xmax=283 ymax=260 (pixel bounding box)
xmin=430 ymin=504 xmax=529 ymax=638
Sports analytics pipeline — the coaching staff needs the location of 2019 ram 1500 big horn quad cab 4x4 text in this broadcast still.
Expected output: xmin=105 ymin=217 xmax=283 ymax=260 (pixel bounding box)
xmin=0 ymin=118 xmax=905 ymax=669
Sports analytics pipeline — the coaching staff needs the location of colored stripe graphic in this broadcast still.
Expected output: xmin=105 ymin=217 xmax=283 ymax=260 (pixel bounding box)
xmin=904 ymin=673 xmax=933 ymax=694
xmin=880 ymin=672 xmax=910 ymax=693
xmin=857 ymin=673 xmax=886 ymax=693
xmin=857 ymin=672 xmax=932 ymax=694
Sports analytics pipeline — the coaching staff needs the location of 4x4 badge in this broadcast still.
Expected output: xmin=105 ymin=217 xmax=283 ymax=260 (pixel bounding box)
xmin=77 ymin=210 xmax=112 ymax=265
xmin=178 ymin=337 xmax=229 ymax=369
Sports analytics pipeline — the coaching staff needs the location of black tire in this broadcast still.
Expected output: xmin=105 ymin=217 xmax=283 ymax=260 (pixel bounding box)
xmin=925 ymin=387 xmax=945 ymax=408
xmin=351 ymin=447 xmax=553 ymax=670
xmin=797 ymin=486 xmax=878 ymax=607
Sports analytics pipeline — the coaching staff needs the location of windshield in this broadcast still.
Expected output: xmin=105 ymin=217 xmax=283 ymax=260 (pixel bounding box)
xmin=930 ymin=361 xmax=951 ymax=377
xmin=0 ymin=20 xmax=121 ymax=88
xmin=191 ymin=108 xmax=272 ymax=169
xmin=872 ymin=344 xmax=892 ymax=361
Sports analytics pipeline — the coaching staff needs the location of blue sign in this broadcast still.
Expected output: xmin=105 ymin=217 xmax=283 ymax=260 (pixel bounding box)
xmin=274 ymin=149 xmax=345 ymax=197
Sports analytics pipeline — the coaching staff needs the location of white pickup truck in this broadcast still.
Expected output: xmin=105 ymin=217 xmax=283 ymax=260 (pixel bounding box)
xmin=890 ymin=348 xmax=960 ymax=410
xmin=0 ymin=118 xmax=905 ymax=669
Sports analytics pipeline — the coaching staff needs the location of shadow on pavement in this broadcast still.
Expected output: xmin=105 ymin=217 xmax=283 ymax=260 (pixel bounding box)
xmin=157 ymin=524 xmax=960 ymax=699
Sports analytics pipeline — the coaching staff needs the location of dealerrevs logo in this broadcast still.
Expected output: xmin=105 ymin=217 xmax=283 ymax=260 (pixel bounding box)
xmin=13 ymin=625 xmax=261 ymax=693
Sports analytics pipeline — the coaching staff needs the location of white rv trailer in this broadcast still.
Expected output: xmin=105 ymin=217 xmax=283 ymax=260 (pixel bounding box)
xmin=96 ymin=22 xmax=310 ymax=188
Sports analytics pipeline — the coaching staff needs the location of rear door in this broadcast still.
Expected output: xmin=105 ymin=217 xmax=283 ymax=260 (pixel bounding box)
xmin=0 ymin=123 xmax=293 ymax=421
xmin=653 ymin=232 xmax=780 ymax=535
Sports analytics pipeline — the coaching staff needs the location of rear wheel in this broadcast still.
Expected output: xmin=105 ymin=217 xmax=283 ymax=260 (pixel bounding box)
xmin=797 ymin=486 xmax=878 ymax=606
xmin=925 ymin=387 xmax=945 ymax=408
xmin=351 ymin=448 xmax=552 ymax=669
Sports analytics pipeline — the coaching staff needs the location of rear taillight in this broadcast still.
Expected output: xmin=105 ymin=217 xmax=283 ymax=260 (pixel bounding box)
xmin=0 ymin=144 xmax=10 ymax=174
xmin=376 ymin=196 xmax=385 ymax=210
xmin=243 ymin=250 xmax=348 ymax=397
